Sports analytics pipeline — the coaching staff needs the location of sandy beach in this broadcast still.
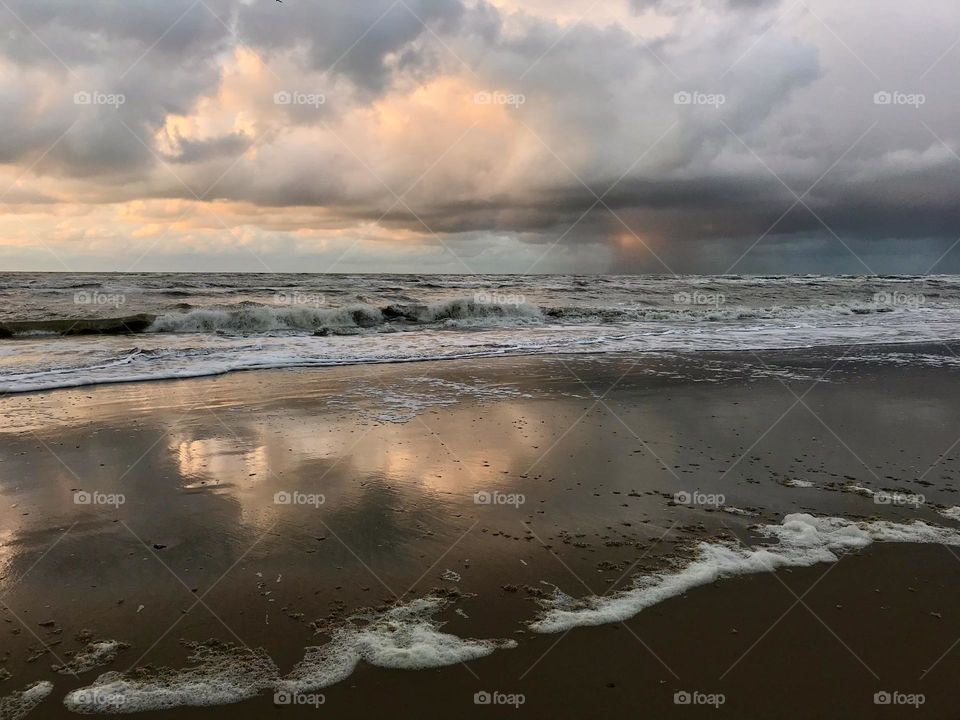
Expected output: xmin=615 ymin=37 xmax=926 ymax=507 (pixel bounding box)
xmin=2 ymin=345 xmax=960 ymax=717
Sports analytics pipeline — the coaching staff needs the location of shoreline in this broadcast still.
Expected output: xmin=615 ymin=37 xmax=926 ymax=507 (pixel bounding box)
xmin=3 ymin=337 xmax=960 ymax=397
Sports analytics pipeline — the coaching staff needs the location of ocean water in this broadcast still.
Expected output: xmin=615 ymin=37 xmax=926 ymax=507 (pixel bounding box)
xmin=1 ymin=273 xmax=959 ymax=393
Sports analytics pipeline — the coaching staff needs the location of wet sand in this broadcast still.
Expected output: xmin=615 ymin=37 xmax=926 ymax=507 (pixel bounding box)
xmin=2 ymin=346 xmax=960 ymax=717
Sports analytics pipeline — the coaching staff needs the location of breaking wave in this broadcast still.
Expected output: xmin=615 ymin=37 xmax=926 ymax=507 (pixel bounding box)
xmin=149 ymin=298 xmax=542 ymax=334
xmin=0 ymin=299 xmax=927 ymax=338
xmin=0 ymin=300 xmax=544 ymax=338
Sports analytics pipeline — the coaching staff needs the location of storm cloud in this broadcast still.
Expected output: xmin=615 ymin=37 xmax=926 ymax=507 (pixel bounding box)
xmin=0 ymin=0 xmax=957 ymax=273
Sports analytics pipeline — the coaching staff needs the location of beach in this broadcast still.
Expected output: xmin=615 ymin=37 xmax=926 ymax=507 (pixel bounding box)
xmin=3 ymin=345 xmax=960 ymax=717
xmin=2 ymin=0 xmax=957 ymax=712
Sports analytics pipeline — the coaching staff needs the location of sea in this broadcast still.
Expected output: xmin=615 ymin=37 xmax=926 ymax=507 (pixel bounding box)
xmin=1 ymin=273 xmax=958 ymax=393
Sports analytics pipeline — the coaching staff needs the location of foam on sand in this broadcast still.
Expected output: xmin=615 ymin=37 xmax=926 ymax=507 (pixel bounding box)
xmin=64 ymin=598 xmax=516 ymax=713
xmin=530 ymin=514 xmax=960 ymax=633
xmin=939 ymin=506 xmax=960 ymax=521
xmin=63 ymin=641 xmax=279 ymax=714
xmin=721 ymin=506 xmax=757 ymax=516
xmin=279 ymin=597 xmax=517 ymax=694
xmin=0 ymin=681 xmax=54 ymax=720
xmin=54 ymin=639 xmax=127 ymax=675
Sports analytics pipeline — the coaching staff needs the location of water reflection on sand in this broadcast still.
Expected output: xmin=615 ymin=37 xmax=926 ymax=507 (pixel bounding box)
xmin=2 ymin=351 xmax=959 ymax=719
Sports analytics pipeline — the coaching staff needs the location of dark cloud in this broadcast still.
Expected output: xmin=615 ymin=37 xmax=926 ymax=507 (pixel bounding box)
xmin=0 ymin=0 xmax=231 ymax=177
xmin=0 ymin=0 xmax=957 ymax=272
xmin=236 ymin=0 xmax=468 ymax=94
xmin=0 ymin=0 xmax=233 ymax=67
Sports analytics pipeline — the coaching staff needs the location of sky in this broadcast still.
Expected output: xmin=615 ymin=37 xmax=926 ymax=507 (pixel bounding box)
xmin=0 ymin=0 xmax=957 ymax=274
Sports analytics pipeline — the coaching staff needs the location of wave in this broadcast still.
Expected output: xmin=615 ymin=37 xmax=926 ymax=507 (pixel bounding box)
xmin=0 ymin=300 xmax=541 ymax=338
xmin=0 ymin=298 xmax=931 ymax=339
xmin=0 ymin=314 xmax=155 ymax=338
xmin=132 ymin=299 xmax=541 ymax=334
xmin=0 ymin=335 xmax=622 ymax=394
xmin=543 ymin=302 xmax=903 ymax=323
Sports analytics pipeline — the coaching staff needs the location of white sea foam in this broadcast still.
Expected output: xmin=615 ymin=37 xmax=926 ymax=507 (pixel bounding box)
xmin=784 ymin=478 xmax=814 ymax=488
xmin=278 ymin=597 xmax=517 ymax=694
xmin=721 ymin=506 xmax=757 ymax=516
xmin=4 ymin=315 xmax=953 ymax=395
xmin=329 ymin=377 xmax=527 ymax=423
xmin=63 ymin=598 xmax=517 ymax=713
xmin=939 ymin=506 xmax=960 ymax=521
xmin=530 ymin=514 xmax=960 ymax=633
xmin=63 ymin=642 xmax=279 ymax=713
xmin=0 ymin=681 xmax=53 ymax=720
xmin=55 ymin=639 xmax=127 ymax=675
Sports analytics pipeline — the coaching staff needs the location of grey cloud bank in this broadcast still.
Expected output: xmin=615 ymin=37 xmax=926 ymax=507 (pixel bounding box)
xmin=0 ymin=0 xmax=957 ymax=273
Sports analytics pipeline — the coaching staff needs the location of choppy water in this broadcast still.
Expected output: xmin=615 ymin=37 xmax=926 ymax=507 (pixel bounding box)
xmin=1 ymin=273 xmax=958 ymax=393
